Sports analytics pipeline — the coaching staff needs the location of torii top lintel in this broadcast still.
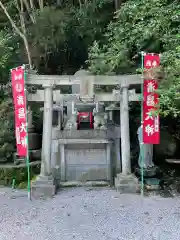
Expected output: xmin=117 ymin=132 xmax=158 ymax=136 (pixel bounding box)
xmin=26 ymin=73 xmax=142 ymax=86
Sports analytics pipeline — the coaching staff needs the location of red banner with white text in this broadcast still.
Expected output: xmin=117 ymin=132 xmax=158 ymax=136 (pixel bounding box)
xmin=143 ymin=54 xmax=160 ymax=144
xmin=11 ymin=67 xmax=28 ymax=157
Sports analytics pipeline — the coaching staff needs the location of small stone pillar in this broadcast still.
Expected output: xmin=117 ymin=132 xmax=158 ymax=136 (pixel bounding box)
xmin=109 ymin=111 xmax=113 ymax=121
xmin=27 ymin=106 xmax=34 ymax=131
xmin=31 ymin=84 xmax=56 ymax=199
xmin=115 ymin=137 xmax=121 ymax=172
xmin=115 ymin=83 xmax=138 ymax=193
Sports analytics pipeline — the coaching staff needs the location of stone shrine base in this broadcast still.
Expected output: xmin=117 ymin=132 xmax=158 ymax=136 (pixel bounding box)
xmin=135 ymin=166 xmax=159 ymax=178
xmin=31 ymin=175 xmax=57 ymax=199
xmin=115 ymin=174 xmax=139 ymax=194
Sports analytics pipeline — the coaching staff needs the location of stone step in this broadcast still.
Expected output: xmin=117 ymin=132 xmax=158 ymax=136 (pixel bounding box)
xmin=116 ymin=183 xmax=139 ymax=194
xmin=115 ymin=178 xmax=138 ymax=186
xmin=116 ymin=173 xmax=138 ymax=182
xmin=59 ymin=181 xmax=109 ymax=187
xmin=115 ymin=176 xmax=138 ymax=186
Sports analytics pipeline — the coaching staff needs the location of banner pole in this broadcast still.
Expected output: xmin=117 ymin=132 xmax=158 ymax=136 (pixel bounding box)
xmin=23 ymin=65 xmax=31 ymax=201
xmin=140 ymin=52 xmax=144 ymax=197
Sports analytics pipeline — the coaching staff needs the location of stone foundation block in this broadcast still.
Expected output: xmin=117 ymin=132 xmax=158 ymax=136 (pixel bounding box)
xmin=31 ymin=175 xmax=57 ymax=199
xmin=115 ymin=174 xmax=139 ymax=194
xmin=135 ymin=166 xmax=158 ymax=177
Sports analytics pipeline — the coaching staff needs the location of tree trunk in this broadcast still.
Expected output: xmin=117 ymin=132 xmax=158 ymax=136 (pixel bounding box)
xmin=115 ymin=0 xmax=123 ymax=11
xmin=23 ymin=36 xmax=33 ymax=69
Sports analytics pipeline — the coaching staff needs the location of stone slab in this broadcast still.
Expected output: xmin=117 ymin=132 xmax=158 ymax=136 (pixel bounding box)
xmin=59 ymin=181 xmax=109 ymax=187
xmin=115 ymin=174 xmax=139 ymax=194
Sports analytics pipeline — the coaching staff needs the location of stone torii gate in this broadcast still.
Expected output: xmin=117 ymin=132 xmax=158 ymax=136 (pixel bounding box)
xmin=26 ymin=71 xmax=142 ymax=198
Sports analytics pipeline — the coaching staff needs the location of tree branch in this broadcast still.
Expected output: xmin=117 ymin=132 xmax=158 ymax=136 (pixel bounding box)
xmin=19 ymin=0 xmax=26 ymax=32
xmin=23 ymin=0 xmax=36 ymax=23
xmin=78 ymin=0 xmax=82 ymax=8
xmin=0 ymin=0 xmax=24 ymax=38
xmin=0 ymin=0 xmax=32 ymax=68
xmin=37 ymin=0 xmax=43 ymax=11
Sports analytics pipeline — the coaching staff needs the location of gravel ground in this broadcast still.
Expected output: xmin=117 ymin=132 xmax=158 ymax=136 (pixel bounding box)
xmin=0 ymin=187 xmax=180 ymax=240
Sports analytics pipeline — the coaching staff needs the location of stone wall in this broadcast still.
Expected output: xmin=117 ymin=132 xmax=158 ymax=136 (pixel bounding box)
xmin=51 ymin=140 xmax=111 ymax=182
xmin=65 ymin=144 xmax=108 ymax=181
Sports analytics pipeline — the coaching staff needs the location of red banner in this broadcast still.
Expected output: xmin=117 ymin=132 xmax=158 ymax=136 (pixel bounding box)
xmin=143 ymin=54 xmax=160 ymax=144
xmin=11 ymin=67 xmax=28 ymax=157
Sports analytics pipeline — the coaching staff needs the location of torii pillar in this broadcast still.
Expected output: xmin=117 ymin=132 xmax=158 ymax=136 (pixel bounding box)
xmin=115 ymin=83 xmax=139 ymax=193
xmin=120 ymin=84 xmax=131 ymax=174
xmin=31 ymin=84 xmax=56 ymax=199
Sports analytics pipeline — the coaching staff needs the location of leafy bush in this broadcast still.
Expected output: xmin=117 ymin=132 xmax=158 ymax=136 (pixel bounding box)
xmin=88 ymin=0 xmax=180 ymax=117
xmin=0 ymin=30 xmax=18 ymax=162
xmin=0 ymin=163 xmax=40 ymax=186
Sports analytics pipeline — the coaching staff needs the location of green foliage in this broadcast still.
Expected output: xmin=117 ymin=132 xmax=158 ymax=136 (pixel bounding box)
xmin=29 ymin=7 xmax=68 ymax=56
xmin=0 ymin=0 xmax=114 ymax=162
xmin=1 ymin=0 xmax=179 ymax=163
xmin=88 ymin=0 xmax=180 ymax=117
xmin=0 ymin=163 xmax=40 ymax=186
xmin=0 ymin=31 xmax=14 ymax=80
xmin=0 ymin=31 xmax=11 ymax=69
xmin=158 ymin=46 xmax=180 ymax=117
xmin=27 ymin=0 xmax=114 ymax=73
xmin=0 ymin=30 xmax=18 ymax=163
xmin=69 ymin=0 xmax=114 ymax=45
xmin=0 ymin=98 xmax=15 ymax=162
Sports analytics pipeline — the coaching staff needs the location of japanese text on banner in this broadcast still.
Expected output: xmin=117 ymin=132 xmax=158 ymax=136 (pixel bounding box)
xmin=143 ymin=54 xmax=160 ymax=144
xmin=11 ymin=67 xmax=28 ymax=157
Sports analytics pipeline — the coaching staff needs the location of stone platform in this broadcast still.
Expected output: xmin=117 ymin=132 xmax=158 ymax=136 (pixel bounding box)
xmin=31 ymin=175 xmax=57 ymax=199
xmin=115 ymin=173 xmax=139 ymax=194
